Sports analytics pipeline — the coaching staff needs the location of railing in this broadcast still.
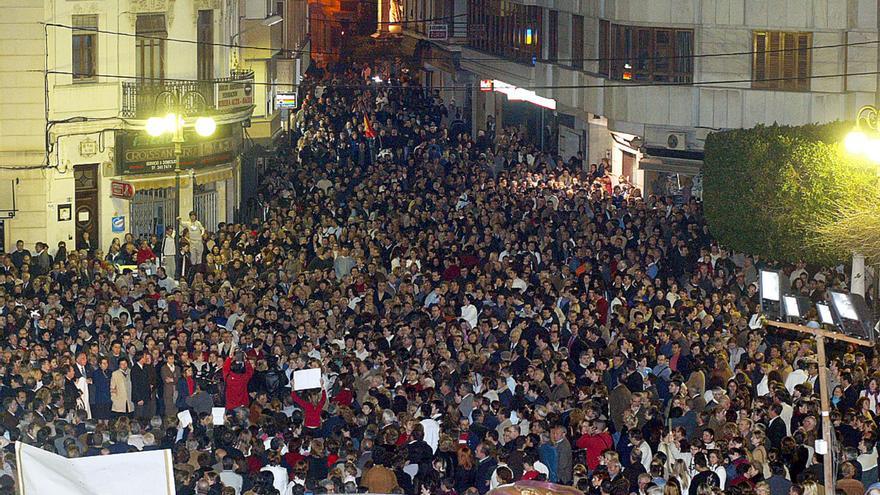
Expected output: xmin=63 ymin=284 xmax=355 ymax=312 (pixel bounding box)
xmin=120 ymin=70 xmax=255 ymax=118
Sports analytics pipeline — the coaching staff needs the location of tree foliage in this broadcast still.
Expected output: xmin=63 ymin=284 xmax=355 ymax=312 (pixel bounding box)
xmin=703 ymin=122 xmax=879 ymax=265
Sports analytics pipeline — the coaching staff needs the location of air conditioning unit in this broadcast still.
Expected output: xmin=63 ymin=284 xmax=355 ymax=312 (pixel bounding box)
xmin=665 ymin=132 xmax=687 ymax=151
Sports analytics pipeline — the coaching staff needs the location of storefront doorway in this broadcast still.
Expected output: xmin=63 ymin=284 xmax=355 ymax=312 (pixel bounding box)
xmin=74 ymin=164 xmax=99 ymax=250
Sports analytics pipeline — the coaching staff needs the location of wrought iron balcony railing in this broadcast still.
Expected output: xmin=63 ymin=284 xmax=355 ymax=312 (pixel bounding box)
xmin=120 ymin=70 xmax=255 ymax=118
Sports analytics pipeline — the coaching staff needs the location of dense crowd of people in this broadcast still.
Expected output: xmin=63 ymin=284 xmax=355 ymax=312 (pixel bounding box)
xmin=1 ymin=59 xmax=879 ymax=495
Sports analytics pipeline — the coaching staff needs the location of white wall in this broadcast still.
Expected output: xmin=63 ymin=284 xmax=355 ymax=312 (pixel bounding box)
xmin=0 ymin=0 xmax=49 ymax=249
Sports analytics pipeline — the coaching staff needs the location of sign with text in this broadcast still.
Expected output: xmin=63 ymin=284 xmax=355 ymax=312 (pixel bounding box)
xmin=116 ymin=125 xmax=241 ymax=175
xmin=110 ymin=180 xmax=135 ymax=199
xmin=480 ymin=79 xmax=494 ymax=92
xmin=215 ymin=79 xmax=254 ymax=111
xmin=428 ymin=23 xmax=448 ymax=40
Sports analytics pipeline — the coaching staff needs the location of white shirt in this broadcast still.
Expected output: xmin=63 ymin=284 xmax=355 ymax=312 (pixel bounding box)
xmin=780 ymin=403 xmax=793 ymax=435
xmin=710 ymin=464 xmax=727 ymax=490
xmin=260 ymin=465 xmax=289 ymax=494
xmin=785 ymin=369 xmax=809 ymax=395
xmin=420 ymin=416 xmax=440 ymax=454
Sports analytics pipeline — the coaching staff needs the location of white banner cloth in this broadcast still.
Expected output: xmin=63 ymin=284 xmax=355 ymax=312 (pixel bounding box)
xmin=16 ymin=441 xmax=174 ymax=495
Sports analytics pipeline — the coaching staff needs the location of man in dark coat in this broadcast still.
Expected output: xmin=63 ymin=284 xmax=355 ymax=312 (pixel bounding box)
xmin=474 ymin=443 xmax=498 ymax=495
xmin=130 ymin=351 xmax=152 ymax=419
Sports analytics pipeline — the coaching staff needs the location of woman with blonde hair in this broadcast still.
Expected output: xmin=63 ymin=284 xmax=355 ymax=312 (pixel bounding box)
xmin=801 ymin=480 xmax=825 ymax=495
xmin=750 ymin=429 xmax=769 ymax=471
xmin=669 ymin=458 xmax=691 ymax=493
xmin=663 ymin=477 xmax=683 ymax=495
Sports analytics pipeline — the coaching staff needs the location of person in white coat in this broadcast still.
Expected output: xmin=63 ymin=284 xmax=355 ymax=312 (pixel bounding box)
xmin=419 ymin=402 xmax=442 ymax=454
xmin=260 ymin=451 xmax=289 ymax=494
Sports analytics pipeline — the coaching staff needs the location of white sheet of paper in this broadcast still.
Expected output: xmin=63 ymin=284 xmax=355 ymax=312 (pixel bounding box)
xmin=211 ymin=407 xmax=225 ymax=426
xmin=293 ymin=368 xmax=322 ymax=391
xmin=177 ymin=410 xmax=193 ymax=429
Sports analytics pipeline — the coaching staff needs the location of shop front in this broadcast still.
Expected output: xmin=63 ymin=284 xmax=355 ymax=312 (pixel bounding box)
xmin=639 ymin=151 xmax=703 ymax=203
xmin=113 ymin=124 xmax=243 ymax=239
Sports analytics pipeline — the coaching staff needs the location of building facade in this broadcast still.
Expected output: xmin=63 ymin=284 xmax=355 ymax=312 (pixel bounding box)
xmin=0 ymin=0 xmax=309 ymax=253
xmin=399 ymin=0 xmax=879 ymax=197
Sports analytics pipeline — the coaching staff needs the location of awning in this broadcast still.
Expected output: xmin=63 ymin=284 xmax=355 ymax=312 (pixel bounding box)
xmin=121 ymin=165 xmax=235 ymax=190
xmin=639 ymin=156 xmax=702 ymax=175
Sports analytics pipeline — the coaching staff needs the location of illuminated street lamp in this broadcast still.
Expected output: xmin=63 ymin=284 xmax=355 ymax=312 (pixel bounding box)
xmin=845 ymin=105 xmax=880 ymax=162
xmin=144 ymin=90 xmax=216 ymax=259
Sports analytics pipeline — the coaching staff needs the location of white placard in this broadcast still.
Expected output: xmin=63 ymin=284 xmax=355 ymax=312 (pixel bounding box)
xmin=293 ymin=368 xmax=322 ymax=391
xmin=177 ymin=410 xmax=193 ymax=429
xmin=16 ymin=441 xmax=174 ymax=495
xmin=211 ymin=407 xmax=226 ymax=426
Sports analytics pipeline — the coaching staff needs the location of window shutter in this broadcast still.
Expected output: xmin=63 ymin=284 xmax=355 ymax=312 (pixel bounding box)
xmin=767 ymin=32 xmax=781 ymax=88
xmin=797 ymin=33 xmax=811 ymax=90
xmin=782 ymin=32 xmax=797 ymax=89
xmin=753 ymin=32 xmax=767 ymax=87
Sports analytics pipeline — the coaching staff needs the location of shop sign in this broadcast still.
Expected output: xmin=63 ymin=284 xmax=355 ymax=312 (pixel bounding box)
xmin=480 ymin=79 xmax=494 ymax=92
xmin=215 ymin=79 xmax=254 ymax=111
xmin=116 ymin=125 xmax=240 ymax=176
xmin=110 ymin=180 xmax=135 ymax=199
xmin=428 ymin=24 xmax=448 ymax=40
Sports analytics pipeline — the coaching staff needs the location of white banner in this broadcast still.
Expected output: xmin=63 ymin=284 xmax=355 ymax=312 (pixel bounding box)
xmin=16 ymin=441 xmax=174 ymax=495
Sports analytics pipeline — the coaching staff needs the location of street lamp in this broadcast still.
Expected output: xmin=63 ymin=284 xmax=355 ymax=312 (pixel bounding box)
xmin=143 ymin=90 xmax=215 ymax=272
xmin=845 ymin=105 xmax=880 ymax=162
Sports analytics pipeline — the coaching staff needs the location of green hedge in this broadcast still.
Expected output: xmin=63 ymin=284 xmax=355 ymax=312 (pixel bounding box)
xmin=703 ymin=122 xmax=878 ymax=265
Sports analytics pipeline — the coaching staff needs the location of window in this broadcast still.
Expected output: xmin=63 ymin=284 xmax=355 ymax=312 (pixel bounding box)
xmin=571 ymin=15 xmax=584 ymax=69
xmin=598 ymin=21 xmax=694 ymax=83
xmin=72 ymin=15 xmax=98 ymax=81
xmin=136 ymin=14 xmax=166 ymax=81
xmin=598 ymin=20 xmax=610 ymax=75
xmin=753 ymin=31 xmax=811 ymax=91
xmin=547 ymin=10 xmax=558 ymax=62
xmin=466 ymin=0 xmax=541 ymax=64
xmin=197 ymin=10 xmax=214 ymax=81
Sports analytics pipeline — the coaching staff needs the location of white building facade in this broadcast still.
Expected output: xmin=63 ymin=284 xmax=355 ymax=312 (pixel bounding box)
xmin=399 ymin=0 xmax=879 ymax=197
xmin=0 ymin=0 xmax=308 ymax=253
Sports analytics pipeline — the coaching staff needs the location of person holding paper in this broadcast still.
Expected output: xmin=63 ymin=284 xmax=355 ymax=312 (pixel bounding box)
xmin=291 ymin=378 xmax=327 ymax=431
xmin=222 ymin=352 xmax=254 ymax=410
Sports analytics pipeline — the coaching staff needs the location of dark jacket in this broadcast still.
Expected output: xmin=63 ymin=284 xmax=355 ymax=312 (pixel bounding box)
xmin=91 ymin=369 xmax=111 ymax=405
xmin=474 ymin=457 xmax=497 ymax=495
xmin=130 ymin=363 xmax=151 ymax=403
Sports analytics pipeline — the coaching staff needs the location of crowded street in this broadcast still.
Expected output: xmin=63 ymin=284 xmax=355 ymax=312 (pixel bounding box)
xmin=1 ymin=56 xmax=879 ymax=495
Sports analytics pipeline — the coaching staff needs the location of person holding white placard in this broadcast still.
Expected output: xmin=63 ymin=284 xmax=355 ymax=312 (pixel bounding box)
xmin=291 ymin=375 xmax=327 ymax=432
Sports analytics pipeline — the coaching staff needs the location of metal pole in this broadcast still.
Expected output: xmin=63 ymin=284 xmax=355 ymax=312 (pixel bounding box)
xmin=173 ymin=114 xmax=183 ymax=276
xmin=816 ymin=334 xmax=836 ymax=493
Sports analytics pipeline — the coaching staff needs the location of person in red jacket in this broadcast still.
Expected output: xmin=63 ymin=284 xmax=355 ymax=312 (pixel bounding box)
xmin=222 ymin=352 xmax=254 ymax=410
xmin=575 ymin=419 xmax=613 ymax=471
xmin=291 ymin=384 xmax=327 ymax=431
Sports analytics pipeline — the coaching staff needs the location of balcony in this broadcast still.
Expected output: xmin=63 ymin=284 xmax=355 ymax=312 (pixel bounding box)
xmin=120 ymin=70 xmax=255 ymax=119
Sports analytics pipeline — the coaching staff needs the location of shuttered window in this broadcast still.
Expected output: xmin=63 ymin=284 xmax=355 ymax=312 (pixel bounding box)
xmin=72 ymin=15 xmax=98 ymax=81
xmin=598 ymin=21 xmax=693 ymax=82
xmin=752 ymin=31 xmax=811 ymax=91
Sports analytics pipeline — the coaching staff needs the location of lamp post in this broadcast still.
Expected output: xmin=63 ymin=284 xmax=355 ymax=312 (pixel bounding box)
xmin=844 ymin=105 xmax=880 ymax=316
xmin=144 ymin=90 xmax=216 ymax=276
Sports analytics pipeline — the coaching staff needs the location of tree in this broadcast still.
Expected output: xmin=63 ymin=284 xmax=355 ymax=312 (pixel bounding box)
xmin=703 ymin=122 xmax=879 ymax=265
